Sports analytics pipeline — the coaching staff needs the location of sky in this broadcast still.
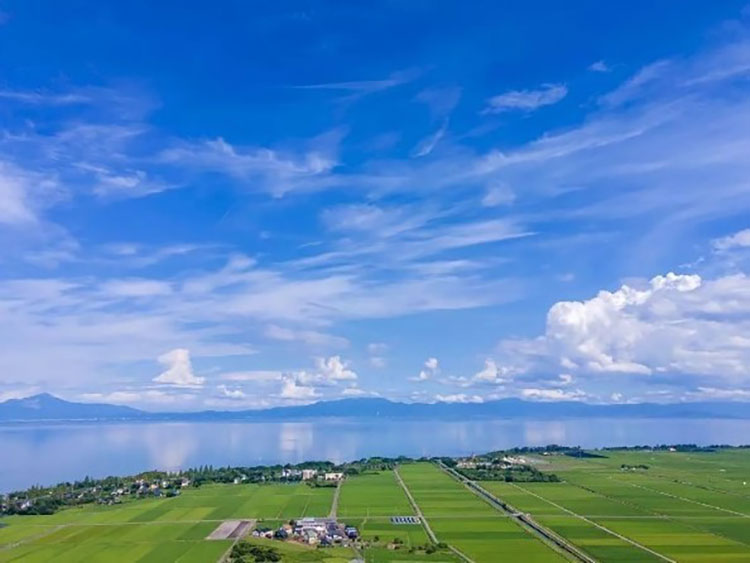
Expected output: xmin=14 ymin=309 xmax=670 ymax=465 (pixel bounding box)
xmin=2 ymin=1 xmax=750 ymax=411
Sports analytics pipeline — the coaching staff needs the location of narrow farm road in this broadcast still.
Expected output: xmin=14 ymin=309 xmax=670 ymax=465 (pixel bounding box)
xmin=394 ymin=466 xmax=475 ymax=563
xmin=329 ymin=478 xmax=342 ymax=518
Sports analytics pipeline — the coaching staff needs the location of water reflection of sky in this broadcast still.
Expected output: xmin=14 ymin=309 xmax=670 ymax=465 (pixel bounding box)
xmin=2 ymin=417 xmax=749 ymax=492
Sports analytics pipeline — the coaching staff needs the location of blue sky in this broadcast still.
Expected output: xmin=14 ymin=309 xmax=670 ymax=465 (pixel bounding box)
xmin=2 ymin=1 xmax=750 ymax=410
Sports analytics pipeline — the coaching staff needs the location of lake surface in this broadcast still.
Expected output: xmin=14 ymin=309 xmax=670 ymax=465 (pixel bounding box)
xmin=2 ymin=417 xmax=749 ymax=492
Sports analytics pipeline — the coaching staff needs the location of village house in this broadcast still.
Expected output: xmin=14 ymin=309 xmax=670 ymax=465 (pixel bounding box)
xmin=301 ymin=469 xmax=318 ymax=480
xmin=324 ymin=472 xmax=344 ymax=481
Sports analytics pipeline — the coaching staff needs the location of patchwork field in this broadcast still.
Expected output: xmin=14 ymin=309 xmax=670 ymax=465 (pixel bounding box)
xmin=0 ymin=482 xmax=334 ymax=562
xmin=484 ymin=448 xmax=750 ymax=562
xmin=397 ymin=463 xmax=568 ymax=562
xmin=3 ymin=450 xmax=750 ymax=561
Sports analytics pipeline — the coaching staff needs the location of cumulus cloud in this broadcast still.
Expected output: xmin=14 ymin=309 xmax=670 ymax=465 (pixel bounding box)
xmin=492 ymin=272 xmax=750 ymax=383
xmin=412 ymin=357 xmax=439 ymax=382
xmin=279 ymin=376 xmax=319 ymax=400
xmin=483 ymin=84 xmax=567 ymax=113
xmin=315 ymin=355 xmax=357 ymax=382
xmin=471 ymin=359 xmax=512 ymax=385
xmin=153 ymin=348 xmax=205 ymax=387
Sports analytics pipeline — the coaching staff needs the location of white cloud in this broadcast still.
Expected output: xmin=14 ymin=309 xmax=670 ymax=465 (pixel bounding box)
xmin=0 ymin=89 xmax=91 ymax=105
xmin=0 ymin=161 xmax=56 ymax=225
xmin=435 ymin=393 xmax=484 ymax=403
xmin=713 ymin=228 xmax=750 ymax=251
xmin=293 ymin=70 xmax=417 ymax=95
xmin=153 ymin=348 xmax=205 ymax=387
xmin=412 ymin=357 xmax=439 ymax=382
xmin=159 ymin=134 xmax=340 ymax=197
xmin=691 ymin=387 xmax=750 ymax=401
xmin=493 ymin=271 xmax=750 ymax=381
xmin=521 ymin=388 xmax=587 ymax=401
xmin=471 ymin=359 xmax=511 ymax=385
xmin=341 ymin=386 xmax=368 ymax=397
xmin=557 ymin=374 xmax=574 ymax=386
xmin=217 ymin=384 xmax=246 ymax=399
xmin=483 ymin=84 xmax=567 ymax=113
xmin=315 ymin=355 xmax=357 ymax=382
xmin=100 ymin=279 xmax=173 ymax=298
xmin=588 ymin=60 xmax=610 ymax=73
xmin=220 ymin=371 xmax=283 ymax=383
xmin=481 ymin=184 xmax=515 ymax=207
xmin=279 ymin=376 xmax=319 ymax=400
xmin=411 ymin=119 xmax=449 ymax=158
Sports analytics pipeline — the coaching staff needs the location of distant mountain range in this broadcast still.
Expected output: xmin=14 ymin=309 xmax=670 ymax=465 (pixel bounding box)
xmin=1 ymin=393 xmax=749 ymax=423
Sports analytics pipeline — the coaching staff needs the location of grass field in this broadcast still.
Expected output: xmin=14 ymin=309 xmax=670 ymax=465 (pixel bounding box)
xmin=3 ymin=450 xmax=750 ymax=561
xmin=338 ymin=470 xmax=414 ymax=518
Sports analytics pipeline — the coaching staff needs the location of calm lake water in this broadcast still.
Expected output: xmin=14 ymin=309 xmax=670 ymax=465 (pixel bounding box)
xmin=2 ymin=417 xmax=749 ymax=492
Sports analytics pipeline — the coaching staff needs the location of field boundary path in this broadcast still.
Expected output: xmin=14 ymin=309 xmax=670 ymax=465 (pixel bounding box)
xmin=329 ymin=478 xmax=342 ymax=518
xmin=438 ymin=462 xmax=597 ymax=563
xmin=507 ymin=482 xmax=676 ymax=563
xmin=614 ymin=478 xmax=750 ymax=518
xmin=394 ymin=466 xmax=474 ymax=563
xmin=0 ymin=524 xmax=67 ymax=552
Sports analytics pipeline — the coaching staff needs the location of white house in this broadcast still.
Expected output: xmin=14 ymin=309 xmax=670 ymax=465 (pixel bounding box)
xmin=302 ymin=469 xmax=318 ymax=480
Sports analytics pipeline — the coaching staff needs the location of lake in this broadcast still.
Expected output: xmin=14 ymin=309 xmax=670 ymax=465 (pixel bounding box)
xmin=2 ymin=417 xmax=749 ymax=492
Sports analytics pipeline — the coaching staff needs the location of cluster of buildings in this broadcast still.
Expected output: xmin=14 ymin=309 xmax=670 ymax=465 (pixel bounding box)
xmin=280 ymin=468 xmax=345 ymax=482
xmin=456 ymin=455 xmax=528 ymax=470
xmin=252 ymin=518 xmax=358 ymax=546
xmin=1 ymin=476 xmax=191 ymax=515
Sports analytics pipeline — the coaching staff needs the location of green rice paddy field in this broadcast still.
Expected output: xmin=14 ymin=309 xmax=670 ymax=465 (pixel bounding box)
xmin=2 ymin=448 xmax=750 ymax=561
